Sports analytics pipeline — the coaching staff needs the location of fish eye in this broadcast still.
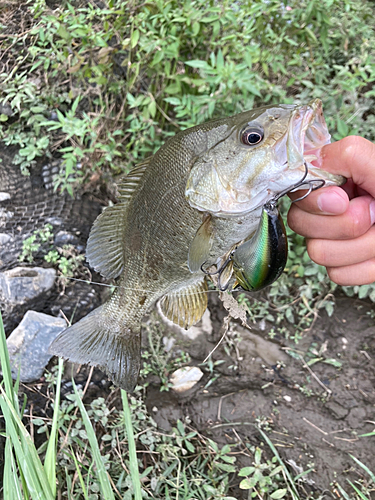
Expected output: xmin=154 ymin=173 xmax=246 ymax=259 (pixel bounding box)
xmin=241 ymin=127 xmax=264 ymax=146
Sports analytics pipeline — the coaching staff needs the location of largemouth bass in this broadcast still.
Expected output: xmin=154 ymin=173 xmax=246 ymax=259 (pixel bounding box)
xmin=50 ymin=99 xmax=344 ymax=391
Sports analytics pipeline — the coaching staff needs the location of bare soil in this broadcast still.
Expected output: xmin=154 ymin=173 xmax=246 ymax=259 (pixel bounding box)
xmin=144 ymin=293 xmax=375 ymax=498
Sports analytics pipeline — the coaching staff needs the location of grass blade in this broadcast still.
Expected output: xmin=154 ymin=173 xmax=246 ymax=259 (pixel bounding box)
xmin=349 ymin=454 xmax=375 ymax=483
xmin=121 ymin=390 xmax=143 ymax=500
xmin=335 ymin=482 xmax=352 ymax=500
xmin=72 ymin=378 xmax=115 ymax=500
xmin=0 ymin=310 xmax=17 ymax=409
xmin=1 ymin=310 xmax=54 ymax=499
xmin=346 ymin=479 xmax=370 ymax=500
xmin=4 ymin=437 xmax=23 ymax=500
xmin=44 ymin=357 xmax=64 ymax=496
xmin=358 ymin=432 xmax=375 ymax=437
xmin=257 ymin=426 xmax=300 ymax=500
xmin=70 ymin=446 xmax=89 ymax=499
xmin=0 ymin=389 xmax=54 ymax=499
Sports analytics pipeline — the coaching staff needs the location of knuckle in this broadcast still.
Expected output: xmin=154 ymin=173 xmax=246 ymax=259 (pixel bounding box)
xmin=339 ymin=136 xmax=363 ymax=164
xmin=306 ymin=239 xmax=327 ymax=265
xmin=346 ymin=207 xmax=368 ymax=239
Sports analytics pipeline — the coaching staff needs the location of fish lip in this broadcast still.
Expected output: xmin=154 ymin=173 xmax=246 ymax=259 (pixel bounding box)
xmin=272 ymin=99 xmax=345 ymax=196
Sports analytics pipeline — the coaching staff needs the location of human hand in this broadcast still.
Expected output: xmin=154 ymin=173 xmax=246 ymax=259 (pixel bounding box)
xmin=288 ymin=136 xmax=375 ymax=286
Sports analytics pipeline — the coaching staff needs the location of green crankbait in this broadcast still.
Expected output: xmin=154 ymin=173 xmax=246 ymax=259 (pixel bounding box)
xmin=231 ymin=202 xmax=288 ymax=291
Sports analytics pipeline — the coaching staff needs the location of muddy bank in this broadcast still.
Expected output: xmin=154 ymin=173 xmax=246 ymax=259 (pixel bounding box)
xmin=145 ymin=294 xmax=375 ymax=497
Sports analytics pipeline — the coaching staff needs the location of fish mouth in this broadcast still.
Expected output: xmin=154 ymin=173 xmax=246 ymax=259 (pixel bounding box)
xmin=272 ymin=98 xmax=345 ymax=196
xmin=240 ymin=99 xmax=345 ymax=213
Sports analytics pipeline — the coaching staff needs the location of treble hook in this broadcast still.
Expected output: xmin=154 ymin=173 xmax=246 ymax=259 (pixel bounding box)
xmin=201 ymin=255 xmax=234 ymax=291
xmin=200 ymin=262 xmax=220 ymax=276
xmin=268 ymin=161 xmax=326 ymax=206
xmin=292 ymin=177 xmax=326 ymax=203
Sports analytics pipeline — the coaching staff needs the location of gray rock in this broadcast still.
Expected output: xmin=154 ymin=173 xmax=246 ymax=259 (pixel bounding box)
xmin=54 ymin=230 xmax=80 ymax=247
xmin=0 ymin=233 xmax=13 ymax=244
xmin=325 ymin=401 xmax=349 ymax=420
xmin=0 ymin=267 xmax=56 ymax=305
xmin=6 ymin=310 xmax=67 ymax=382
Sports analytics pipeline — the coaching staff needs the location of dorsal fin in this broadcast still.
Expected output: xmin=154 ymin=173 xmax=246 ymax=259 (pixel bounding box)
xmin=160 ymin=279 xmax=208 ymax=329
xmin=86 ymin=159 xmax=150 ymax=279
xmin=117 ymin=159 xmax=150 ymax=202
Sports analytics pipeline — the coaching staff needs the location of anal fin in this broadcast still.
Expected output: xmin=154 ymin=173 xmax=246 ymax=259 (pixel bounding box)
xmin=160 ymin=279 xmax=208 ymax=329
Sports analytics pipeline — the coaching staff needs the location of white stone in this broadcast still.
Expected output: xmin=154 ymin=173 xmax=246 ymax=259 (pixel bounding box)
xmin=0 ymin=192 xmax=11 ymax=201
xmin=170 ymin=366 xmax=204 ymax=393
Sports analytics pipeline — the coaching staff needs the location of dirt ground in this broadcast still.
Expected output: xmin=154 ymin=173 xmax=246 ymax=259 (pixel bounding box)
xmin=143 ymin=293 xmax=375 ymax=498
xmin=10 ymin=290 xmax=375 ymax=499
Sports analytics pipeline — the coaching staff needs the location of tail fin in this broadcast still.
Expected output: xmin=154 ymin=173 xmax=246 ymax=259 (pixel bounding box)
xmin=49 ymin=305 xmax=141 ymax=391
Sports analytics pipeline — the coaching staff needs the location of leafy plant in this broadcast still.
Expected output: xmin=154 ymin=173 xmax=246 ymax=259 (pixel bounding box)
xmin=19 ymin=224 xmax=87 ymax=285
xmin=238 ymin=447 xmax=286 ymax=498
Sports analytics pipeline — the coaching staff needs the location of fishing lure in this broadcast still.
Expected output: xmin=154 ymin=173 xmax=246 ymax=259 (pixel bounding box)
xmin=230 ymin=201 xmax=288 ymax=291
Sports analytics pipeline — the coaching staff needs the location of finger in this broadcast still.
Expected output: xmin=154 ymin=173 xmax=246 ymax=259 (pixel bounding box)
xmin=318 ymin=136 xmax=375 ymax=197
xmin=287 ymin=195 xmax=375 ymax=239
xmin=306 ymin=225 xmax=375 ymax=267
xmin=327 ymin=258 xmax=375 ymax=286
xmin=289 ymin=185 xmax=349 ymax=215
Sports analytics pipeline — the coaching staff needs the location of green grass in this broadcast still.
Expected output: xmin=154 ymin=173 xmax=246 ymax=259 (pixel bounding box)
xmin=0 ymin=309 xmax=55 ymax=499
xmin=0 ymin=311 xmax=142 ymax=499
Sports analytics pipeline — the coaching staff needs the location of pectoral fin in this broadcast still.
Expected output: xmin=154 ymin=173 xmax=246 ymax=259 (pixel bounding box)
xmin=188 ymin=215 xmax=214 ymax=273
xmin=160 ymin=279 xmax=208 ymax=329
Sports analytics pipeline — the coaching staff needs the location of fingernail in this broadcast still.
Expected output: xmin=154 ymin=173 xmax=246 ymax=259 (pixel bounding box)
xmin=317 ymin=190 xmax=347 ymax=214
xmin=370 ymin=200 xmax=375 ymax=225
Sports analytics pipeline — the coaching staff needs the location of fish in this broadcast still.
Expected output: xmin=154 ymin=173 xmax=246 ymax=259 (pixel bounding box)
xmin=49 ymin=98 xmax=344 ymax=391
xmin=230 ymin=201 xmax=288 ymax=291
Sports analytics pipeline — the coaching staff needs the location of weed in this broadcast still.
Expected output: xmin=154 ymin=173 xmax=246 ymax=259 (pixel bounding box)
xmin=19 ymin=224 xmax=87 ymax=285
xmin=18 ymin=224 xmax=54 ymax=263
xmin=238 ymin=447 xmax=286 ymax=498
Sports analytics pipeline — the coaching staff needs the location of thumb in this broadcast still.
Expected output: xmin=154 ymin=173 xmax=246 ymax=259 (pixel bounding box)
xmin=319 ymin=136 xmax=375 ymax=197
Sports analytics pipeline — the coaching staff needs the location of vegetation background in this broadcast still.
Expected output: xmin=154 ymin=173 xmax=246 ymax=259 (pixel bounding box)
xmin=1 ymin=0 xmax=375 ymax=499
